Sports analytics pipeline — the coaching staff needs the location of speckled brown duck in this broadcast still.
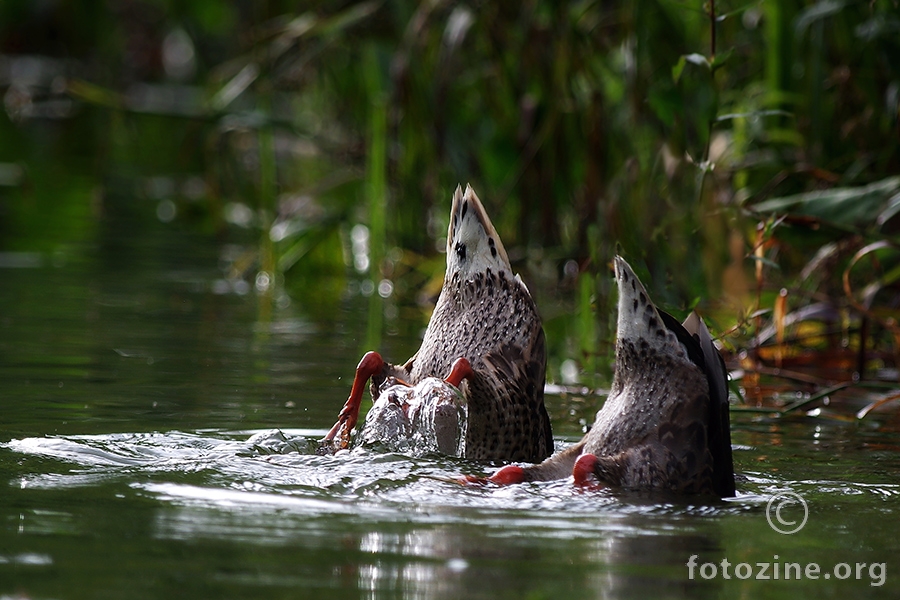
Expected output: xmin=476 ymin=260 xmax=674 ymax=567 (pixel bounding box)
xmin=321 ymin=184 xmax=553 ymax=463
xmin=481 ymin=256 xmax=735 ymax=497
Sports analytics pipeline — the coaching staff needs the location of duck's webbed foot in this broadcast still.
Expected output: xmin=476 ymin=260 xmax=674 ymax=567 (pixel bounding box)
xmin=573 ymin=454 xmax=602 ymax=488
xmin=319 ymin=351 xmax=385 ymax=452
xmin=573 ymin=452 xmax=624 ymax=491
xmin=488 ymin=465 xmax=527 ymax=484
xmin=458 ymin=465 xmax=527 ymax=486
xmin=458 ymin=442 xmax=587 ymax=486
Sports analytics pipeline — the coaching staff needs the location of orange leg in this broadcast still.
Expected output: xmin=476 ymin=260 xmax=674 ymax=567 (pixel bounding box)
xmin=444 ymin=357 xmax=474 ymax=388
xmin=321 ymin=351 xmax=385 ymax=448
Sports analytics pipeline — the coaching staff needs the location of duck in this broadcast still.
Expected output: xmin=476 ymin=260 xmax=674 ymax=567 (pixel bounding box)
xmin=477 ymin=256 xmax=735 ymax=497
xmin=321 ymin=184 xmax=553 ymax=463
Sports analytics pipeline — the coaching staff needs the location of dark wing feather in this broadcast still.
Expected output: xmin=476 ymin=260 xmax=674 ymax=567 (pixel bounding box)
xmin=660 ymin=310 xmax=735 ymax=498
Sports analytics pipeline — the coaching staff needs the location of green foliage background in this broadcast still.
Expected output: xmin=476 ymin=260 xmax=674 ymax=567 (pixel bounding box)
xmin=1 ymin=0 xmax=899 ymax=383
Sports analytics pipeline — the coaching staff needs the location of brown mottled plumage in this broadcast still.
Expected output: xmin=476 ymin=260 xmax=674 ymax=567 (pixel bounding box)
xmin=322 ymin=185 xmax=552 ymax=463
xmin=484 ymin=256 xmax=735 ymax=497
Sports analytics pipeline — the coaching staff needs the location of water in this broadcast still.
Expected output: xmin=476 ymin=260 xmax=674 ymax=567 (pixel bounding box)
xmin=2 ymin=211 xmax=900 ymax=599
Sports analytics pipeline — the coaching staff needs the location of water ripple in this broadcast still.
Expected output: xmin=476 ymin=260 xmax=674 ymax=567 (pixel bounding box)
xmin=5 ymin=428 xmax=897 ymax=543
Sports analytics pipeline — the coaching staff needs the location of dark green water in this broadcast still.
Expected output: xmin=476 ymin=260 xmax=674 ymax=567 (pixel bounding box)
xmin=2 ymin=206 xmax=900 ymax=600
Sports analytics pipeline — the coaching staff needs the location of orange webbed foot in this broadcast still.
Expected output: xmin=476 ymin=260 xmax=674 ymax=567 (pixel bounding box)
xmin=321 ymin=351 xmax=385 ymax=449
xmin=488 ymin=465 xmax=526 ymax=485
xmin=572 ymin=453 xmax=605 ymax=490
xmin=456 ymin=465 xmax=526 ymax=486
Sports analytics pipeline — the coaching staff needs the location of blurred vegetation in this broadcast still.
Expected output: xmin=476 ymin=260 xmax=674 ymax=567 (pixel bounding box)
xmin=2 ymin=0 xmax=900 ymax=416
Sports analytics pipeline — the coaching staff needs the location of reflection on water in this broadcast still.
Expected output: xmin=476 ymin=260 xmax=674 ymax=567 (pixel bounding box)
xmin=6 ymin=429 xmax=730 ymax=598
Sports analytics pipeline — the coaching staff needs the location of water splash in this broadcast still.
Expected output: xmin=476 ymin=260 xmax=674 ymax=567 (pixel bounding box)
xmin=357 ymin=377 xmax=467 ymax=456
xmin=3 ymin=430 xmax=729 ymax=521
xmin=7 ymin=428 xmax=897 ymax=546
